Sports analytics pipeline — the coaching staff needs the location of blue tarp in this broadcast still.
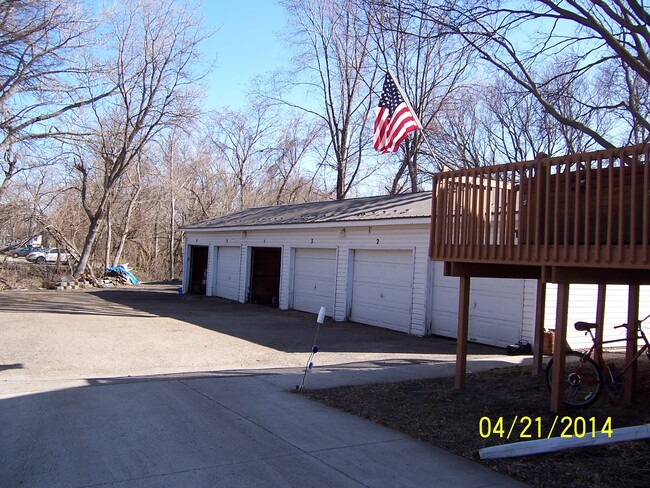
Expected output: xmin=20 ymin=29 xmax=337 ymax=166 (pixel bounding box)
xmin=106 ymin=265 xmax=140 ymax=285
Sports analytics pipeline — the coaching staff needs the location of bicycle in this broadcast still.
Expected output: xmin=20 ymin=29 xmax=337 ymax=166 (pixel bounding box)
xmin=545 ymin=313 xmax=650 ymax=408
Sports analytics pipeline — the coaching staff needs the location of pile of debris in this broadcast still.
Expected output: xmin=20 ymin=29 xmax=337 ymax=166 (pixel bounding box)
xmin=53 ymin=264 xmax=140 ymax=290
xmin=104 ymin=264 xmax=140 ymax=286
xmin=54 ymin=274 xmax=92 ymax=291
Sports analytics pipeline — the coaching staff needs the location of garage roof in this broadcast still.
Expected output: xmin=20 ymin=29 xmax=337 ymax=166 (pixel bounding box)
xmin=183 ymin=192 xmax=432 ymax=230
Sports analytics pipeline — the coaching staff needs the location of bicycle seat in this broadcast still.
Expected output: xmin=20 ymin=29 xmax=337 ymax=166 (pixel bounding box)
xmin=575 ymin=321 xmax=597 ymax=331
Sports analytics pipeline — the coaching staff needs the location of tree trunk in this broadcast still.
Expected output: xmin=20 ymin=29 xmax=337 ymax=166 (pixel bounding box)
xmin=75 ymin=212 xmax=104 ymax=278
xmin=153 ymin=218 xmax=159 ymax=272
xmin=104 ymin=203 xmax=112 ymax=269
xmin=169 ymin=193 xmax=176 ymax=280
xmin=112 ymin=186 xmax=141 ymax=267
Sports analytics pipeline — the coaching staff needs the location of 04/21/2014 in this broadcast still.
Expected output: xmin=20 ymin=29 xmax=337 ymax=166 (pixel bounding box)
xmin=478 ymin=416 xmax=613 ymax=440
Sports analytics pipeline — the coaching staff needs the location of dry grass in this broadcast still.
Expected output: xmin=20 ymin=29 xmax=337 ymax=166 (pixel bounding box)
xmin=305 ymin=353 xmax=650 ymax=488
xmin=0 ymin=257 xmax=68 ymax=290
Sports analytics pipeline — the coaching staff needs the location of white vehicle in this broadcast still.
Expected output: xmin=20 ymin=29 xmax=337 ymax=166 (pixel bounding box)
xmin=26 ymin=248 xmax=71 ymax=265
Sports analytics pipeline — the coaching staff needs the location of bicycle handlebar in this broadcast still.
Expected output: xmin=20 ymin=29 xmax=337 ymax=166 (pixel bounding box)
xmin=613 ymin=313 xmax=650 ymax=329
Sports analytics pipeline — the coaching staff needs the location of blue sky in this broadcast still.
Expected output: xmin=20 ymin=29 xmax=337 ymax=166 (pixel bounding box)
xmin=198 ymin=0 xmax=289 ymax=110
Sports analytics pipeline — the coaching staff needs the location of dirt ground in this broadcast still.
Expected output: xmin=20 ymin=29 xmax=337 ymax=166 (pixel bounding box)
xmin=306 ymin=353 xmax=650 ymax=488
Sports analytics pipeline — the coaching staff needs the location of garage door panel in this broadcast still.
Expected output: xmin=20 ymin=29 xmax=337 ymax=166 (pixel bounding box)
xmin=431 ymin=273 xmax=524 ymax=347
xmin=351 ymin=250 xmax=413 ymax=333
xmin=215 ymin=246 xmax=240 ymax=301
xmin=469 ymin=317 xmax=520 ymax=345
xmin=292 ymin=248 xmax=336 ymax=316
xmin=468 ymin=284 xmax=523 ymax=347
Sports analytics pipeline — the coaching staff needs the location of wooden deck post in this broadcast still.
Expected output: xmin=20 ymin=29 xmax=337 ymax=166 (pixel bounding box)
xmin=532 ymin=280 xmax=546 ymax=375
xmin=624 ymin=284 xmax=640 ymax=405
xmin=594 ymin=285 xmax=607 ymax=366
xmin=455 ymin=275 xmax=471 ymax=389
xmin=550 ymin=282 xmax=570 ymax=413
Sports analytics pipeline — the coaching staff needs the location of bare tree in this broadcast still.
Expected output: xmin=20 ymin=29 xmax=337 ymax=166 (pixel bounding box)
xmin=69 ymin=0 xmax=208 ymax=277
xmin=260 ymin=115 xmax=324 ymax=205
xmin=277 ymin=0 xmax=379 ymax=199
xmin=387 ymin=0 xmax=650 ymax=150
xmin=364 ymin=1 xmax=472 ymax=191
xmin=109 ymin=158 xmax=143 ymax=267
xmin=209 ymin=103 xmax=276 ymax=210
xmin=430 ymin=68 xmax=603 ymax=170
xmin=0 ymin=0 xmax=110 ymax=199
xmin=154 ymin=129 xmax=216 ymax=279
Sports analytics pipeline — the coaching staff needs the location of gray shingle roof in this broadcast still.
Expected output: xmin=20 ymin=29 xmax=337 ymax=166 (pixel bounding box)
xmin=184 ymin=192 xmax=432 ymax=230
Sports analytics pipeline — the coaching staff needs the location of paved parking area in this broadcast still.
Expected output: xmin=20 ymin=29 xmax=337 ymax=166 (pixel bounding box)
xmin=0 ymin=284 xmax=529 ymax=487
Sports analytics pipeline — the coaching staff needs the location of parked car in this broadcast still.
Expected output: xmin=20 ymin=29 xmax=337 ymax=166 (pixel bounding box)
xmin=26 ymin=248 xmax=71 ymax=265
xmin=11 ymin=245 xmax=44 ymax=258
xmin=0 ymin=243 xmax=18 ymax=254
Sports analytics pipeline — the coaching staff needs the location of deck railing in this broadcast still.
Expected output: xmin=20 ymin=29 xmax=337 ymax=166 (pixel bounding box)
xmin=429 ymin=144 xmax=650 ymax=269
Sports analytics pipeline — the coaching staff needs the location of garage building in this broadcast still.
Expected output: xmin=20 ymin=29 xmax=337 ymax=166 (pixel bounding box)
xmin=181 ymin=192 xmax=648 ymax=348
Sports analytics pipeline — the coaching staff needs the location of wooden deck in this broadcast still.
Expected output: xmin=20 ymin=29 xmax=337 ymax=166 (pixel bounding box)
xmin=429 ymin=143 xmax=650 ymax=412
xmin=430 ymin=144 xmax=650 ymax=281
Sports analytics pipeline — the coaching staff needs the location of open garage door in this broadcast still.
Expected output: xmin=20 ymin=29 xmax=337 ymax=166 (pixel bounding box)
xmin=214 ymin=246 xmax=241 ymax=301
xmin=350 ymin=249 xmax=413 ymax=333
xmin=249 ymin=247 xmax=281 ymax=306
xmin=188 ymin=245 xmax=208 ymax=295
xmin=292 ymin=248 xmax=336 ymax=316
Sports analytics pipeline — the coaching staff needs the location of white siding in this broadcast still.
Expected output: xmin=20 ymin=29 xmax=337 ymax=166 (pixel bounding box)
xmin=205 ymin=246 xmax=215 ymax=296
xmin=430 ymin=261 xmax=460 ymax=339
xmin=520 ymin=279 xmax=538 ymax=344
xmin=334 ymin=247 xmax=350 ymax=322
xmin=238 ymin=244 xmax=249 ymax=303
xmin=544 ymin=284 xmax=650 ymax=349
xmin=411 ymin=244 xmax=431 ymax=335
xmin=279 ymin=245 xmax=291 ymax=310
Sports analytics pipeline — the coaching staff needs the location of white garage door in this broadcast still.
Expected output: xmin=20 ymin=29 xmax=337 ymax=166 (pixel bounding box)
xmin=292 ymin=248 xmax=336 ymax=316
xmin=214 ymin=246 xmax=240 ymax=301
xmin=467 ymin=278 xmax=524 ymax=347
xmin=430 ymin=262 xmax=524 ymax=347
xmin=350 ymin=249 xmax=413 ymax=333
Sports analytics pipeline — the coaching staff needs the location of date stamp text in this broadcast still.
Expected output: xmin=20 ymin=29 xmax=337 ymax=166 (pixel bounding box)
xmin=478 ymin=416 xmax=613 ymax=440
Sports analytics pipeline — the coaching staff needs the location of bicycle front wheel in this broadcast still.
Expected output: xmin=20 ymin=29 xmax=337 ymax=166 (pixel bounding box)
xmin=546 ymin=351 xmax=603 ymax=408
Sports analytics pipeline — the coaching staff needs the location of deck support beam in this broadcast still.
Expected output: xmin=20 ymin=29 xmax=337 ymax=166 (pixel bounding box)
xmin=594 ymin=285 xmax=607 ymax=366
xmin=455 ymin=276 xmax=471 ymax=389
xmin=624 ymin=284 xmax=640 ymax=405
xmin=532 ymin=281 xmax=546 ymax=375
xmin=550 ymin=283 xmax=570 ymax=413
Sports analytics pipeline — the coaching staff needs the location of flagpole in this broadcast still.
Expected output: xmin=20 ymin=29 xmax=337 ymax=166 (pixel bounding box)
xmin=386 ymin=68 xmax=423 ymax=130
xmin=385 ymin=68 xmax=447 ymax=172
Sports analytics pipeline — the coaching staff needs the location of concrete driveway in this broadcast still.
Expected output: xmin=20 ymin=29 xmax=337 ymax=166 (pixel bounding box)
xmin=0 ymin=283 xmax=528 ymax=487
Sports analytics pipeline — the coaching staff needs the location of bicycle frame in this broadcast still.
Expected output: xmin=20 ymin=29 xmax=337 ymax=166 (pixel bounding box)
xmin=577 ymin=314 xmax=650 ymax=385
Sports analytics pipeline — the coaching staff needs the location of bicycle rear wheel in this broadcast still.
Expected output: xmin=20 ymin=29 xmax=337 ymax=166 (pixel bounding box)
xmin=546 ymin=351 xmax=603 ymax=408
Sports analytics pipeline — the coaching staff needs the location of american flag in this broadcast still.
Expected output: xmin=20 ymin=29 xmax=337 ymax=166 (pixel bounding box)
xmin=373 ymin=72 xmax=420 ymax=153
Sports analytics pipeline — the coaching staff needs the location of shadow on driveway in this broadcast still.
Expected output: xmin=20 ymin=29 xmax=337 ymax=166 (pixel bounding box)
xmin=0 ymin=283 xmax=507 ymax=356
xmin=89 ymin=283 xmax=505 ymax=356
